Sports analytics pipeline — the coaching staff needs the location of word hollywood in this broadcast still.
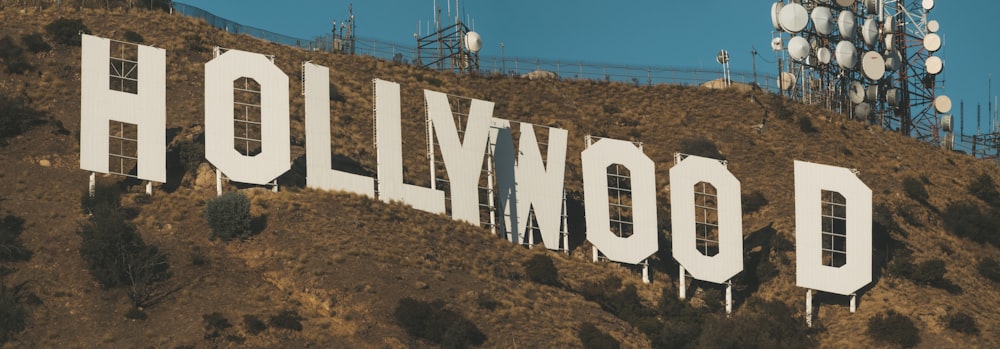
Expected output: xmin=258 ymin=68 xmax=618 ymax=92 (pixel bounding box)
xmin=79 ymin=35 xmax=873 ymax=320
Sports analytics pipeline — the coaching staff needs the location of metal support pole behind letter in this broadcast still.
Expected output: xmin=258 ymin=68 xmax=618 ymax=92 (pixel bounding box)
xmin=806 ymin=289 xmax=814 ymax=327
xmin=726 ymin=280 xmax=733 ymax=317
xmin=641 ymin=259 xmax=649 ymax=284
xmin=850 ymin=293 xmax=857 ymax=313
xmin=89 ymin=173 xmax=96 ymax=198
xmin=216 ymin=169 xmax=223 ymax=196
xmin=145 ymin=182 xmax=152 ymax=195
xmin=591 ymin=246 xmax=598 ymax=263
xmin=679 ymin=265 xmax=686 ymax=300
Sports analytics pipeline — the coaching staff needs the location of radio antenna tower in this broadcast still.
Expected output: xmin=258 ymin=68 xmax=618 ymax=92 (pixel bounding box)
xmin=415 ymin=0 xmax=482 ymax=73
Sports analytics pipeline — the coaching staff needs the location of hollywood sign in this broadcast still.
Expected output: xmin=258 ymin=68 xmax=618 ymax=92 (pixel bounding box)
xmin=78 ymin=35 xmax=872 ymax=318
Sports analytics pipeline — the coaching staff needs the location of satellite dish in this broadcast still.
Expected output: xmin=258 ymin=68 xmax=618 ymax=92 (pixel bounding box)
xmin=923 ymin=33 xmax=942 ymax=52
xmin=884 ymin=50 xmax=901 ymax=71
xmin=464 ymin=31 xmax=483 ymax=52
xmin=817 ymin=47 xmax=832 ymax=64
xmin=935 ymin=95 xmax=952 ymax=113
xmin=838 ymin=11 xmax=856 ymax=40
xmin=884 ymin=33 xmax=894 ymax=51
xmin=862 ymin=18 xmax=879 ymax=47
xmin=862 ymin=51 xmax=886 ymax=80
xmin=771 ymin=37 xmax=784 ymax=51
xmin=779 ymin=72 xmax=797 ymax=91
xmin=771 ymin=2 xmax=785 ymax=31
xmin=849 ymin=81 xmax=866 ymax=104
xmin=864 ymin=0 xmax=880 ymax=14
xmin=866 ymin=85 xmax=879 ymax=102
xmin=779 ymin=3 xmax=810 ymax=33
xmin=812 ymin=7 xmax=835 ymax=36
xmin=886 ymin=88 xmax=902 ymax=106
xmin=836 ymin=41 xmax=857 ymax=69
xmin=717 ymin=50 xmax=730 ymax=64
xmin=926 ymin=55 xmax=944 ymax=75
xmin=927 ymin=20 xmax=940 ymax=33
xmin=943 ymin=132 xmax=954 ymax=150
xmin=941 ymin=114 xmax=953 ymax=132
xmin=855 ymin=102 xmax=872 ymax=118
xmin=836 ymin=0 xmax=855 ymax=7
xmin=922 ymin=0 xmax=935 ymax=11
xmin=788 ymin=36 xmax=810 ymax=62
xmin=883 ymin=16 xmax=894 ymax=34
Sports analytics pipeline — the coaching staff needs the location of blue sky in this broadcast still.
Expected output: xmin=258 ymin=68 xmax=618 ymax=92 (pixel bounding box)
xmin=178 ymin=0 xmax=998 ymax=148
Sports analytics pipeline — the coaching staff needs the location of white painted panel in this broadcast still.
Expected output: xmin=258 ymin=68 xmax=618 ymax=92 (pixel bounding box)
xmin=670 ymin=155 xmax=743 ymax=284
xmin=581 ymin=138 xmax=657 ymax=265
xmin=795 ymin=160 xmax=873 ymax=296
xmin=80 ymin=34 xmax=166 ymax=182
xmin=489 ymin=120 xmax=568 ymax=249
xmin=204 ymin=49 xmax=290 ymax=185
xmin=425 ymin=89 xmax=494 ymax=223
xmin=373 ymin=79 xmax=445 ymax=214
xmin=489 ymin=118 xmax=519 ymax=243
xmin=303 ymin=62 xmax=375 ymax=197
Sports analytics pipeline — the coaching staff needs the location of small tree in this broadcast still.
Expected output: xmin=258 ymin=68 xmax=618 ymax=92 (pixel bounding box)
xmin=0 ymin=281 xmax=28 ymax=345
xmin=902 ymin=176 xmax=929 ymax=202
xmin=203 ymin=192 xmax=252 ymax=241
xmin=523 ymin=254 xmax=560 ymax=287
xmin=867 ymin=310 xmax=920 ymax=348
xmin=44 ymin=18 xmax=89 ymax=46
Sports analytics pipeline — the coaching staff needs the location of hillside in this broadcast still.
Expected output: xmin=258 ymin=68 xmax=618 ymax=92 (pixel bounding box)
xmin=1 ymin=5 xmax=999 ymax=348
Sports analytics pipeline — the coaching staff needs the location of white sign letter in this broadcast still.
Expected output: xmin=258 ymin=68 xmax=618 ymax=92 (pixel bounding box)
xmin=425 ymin=90 xmax=494 ymax=223
xmin=795 ymin=160 xmax=872 ymax=296
xmin=204 ymin=49 xmax=290 ymax=185
xmin=581 ymin=138 xmax=657 ymax=265
xmin=374 ymin=79 xmax=445 ymax=214
xmin=80 ymin=34 xmax=165 ymax=182
xmin=303 ymin=62 xmax=375 ymax=197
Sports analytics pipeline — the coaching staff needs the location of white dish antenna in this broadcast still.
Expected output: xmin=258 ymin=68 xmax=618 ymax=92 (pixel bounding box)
xmin=883 ymin=33 xmax=894 ymax=51
xmin=941 ymin=114 xmax=953 ymax=132
xmin=817 ymin=47 xmax=832 ymax=65
xmin=464 ymin=31 xmax=482 ymax=52
xmin=779 ymin=3 xmax=810 ymax=33
xmin=716 ymin=50 xmax=730 ymax=64
xmin=922 ymin=0 xmax=935 ymax=11
xmin=886 ymin=88 xmax=902 ymax=106
xmin=943 ymin=132 xmax=954 ymax=150
xmin=864 ymin=0 xmax=880 ymax=13
xmin=838 ymin=11 xmax=856 ymax=40
xmin=849 ymin=81 xmax=866 ymax=104
xmin=927 ymin=20 xmax=940 ymax=33
xmin=836 ymin=0 xmax=855 ymax=7
xmin=866 ymin=85 xmax=879 ymax=102
xmin=771 ymin=2 xmax=784 ymax=31
xmin=836 ymin=41 xmax=857 ymax=69
xmin=862 ymin=51 xmax=886 ymax=80
xmin=883 ymin=16 xmax=894 ymax=34
xmin=812 ymin=7 xmax=835 ymax=36
xmin=855 ymin=102 xmax=872 ymax=118
xmin=884 ymin=50 xmax=901 ymax=71
xmin=771 ymin=37 xmax=784 ymax=51
xmin=780 ymin=72 xmax=797 ymax=91
xmin=862 ymin=18 xmax=879 ymax=47
xmin=788 ymin=36 xmax=810 ymax=62
xmin=934 ymin=95 xmax=952 ymax=113
xmin=926 ymin=55 xmax=944 ymax=75
xmin=923 ymin=33 xmax=942 ymax=52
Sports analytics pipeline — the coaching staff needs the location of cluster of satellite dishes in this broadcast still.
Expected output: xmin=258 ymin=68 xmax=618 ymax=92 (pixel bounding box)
xmin=769 ymin=0 xmax=951 ymax=146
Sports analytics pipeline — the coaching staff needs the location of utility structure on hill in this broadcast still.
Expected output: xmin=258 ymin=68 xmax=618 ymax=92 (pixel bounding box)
xmin=769 ymin=0 xmax=950 ymax=146
xmin=331 ymin=4 xmax=356 ymax=55
xmin=415 ymin=0 xmax=482 ymax=73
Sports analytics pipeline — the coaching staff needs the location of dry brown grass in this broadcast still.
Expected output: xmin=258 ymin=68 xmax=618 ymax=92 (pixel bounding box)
xmin=0 ymin=5 xmax=998 ymax=348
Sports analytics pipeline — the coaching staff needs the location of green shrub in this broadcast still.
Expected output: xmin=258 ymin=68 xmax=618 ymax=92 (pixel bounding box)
xmin=680 ymin=137 xmax=725 ymax=160
xmin=741 ymin=191 xmax=769 ymax=214
xmin=81 ymin=182 xmax=123 ymax=213
xmin=203 ymin=312 xmax=232 ymax=332
xmin=0 ymin=94 xmax=42 ymax=145
xmin=20 ymin=33 xmax=50 ymax=53
xmin=203 ymin=192 xmax=252 ymax=241
xmin=0 ymin=215 xmax=30 ymax=262
xmin=797 ymin=116 xmax=817 ymax=133
xmin=242 ymin=315 xmax=267 ymax=335
xmin=0 ymin=283 xmax=27 ymax=345
xmin=0 ymin=36 xmax=21 ymax=62
xmin=977 ymin=258 xmax=1000 ymax=283
xmin=692 ymin=299 xmax=815 ymax=349
xmin=902 ymin=176 xmax=929 ymax=202
xmin=124 ymin=307 xmax=147 ymax=320
xmin=267 ymin=310 xmax=303 ymax=331
xmin=173 ymin=140 xmax=205 ymax=173
xmin=968 ymin=172 xmax=1000 ymax=208
xmin=867 ymin=310 xmax=920 ymax=348
xmin=909 ymin=258 xmax=947 ymax=286
xmin=942 ymin=201 xmax=1000 ymax=248
xmin=394 ymin=298 xmax=485 ymax=347
xmin=123 ymin=30 xmax=144 ymax=43
xmin=45 ymin=18 xmax=89 ymax=46
xmin=523 ymin=254 xmax=560 ymax=287
xmin=79 ymin=205 xmax=170 ymax=307
xmin=579 ymin=323 xmax=620 ymax=349
xmin=943 ymin=311 xmax=979 ymax=335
